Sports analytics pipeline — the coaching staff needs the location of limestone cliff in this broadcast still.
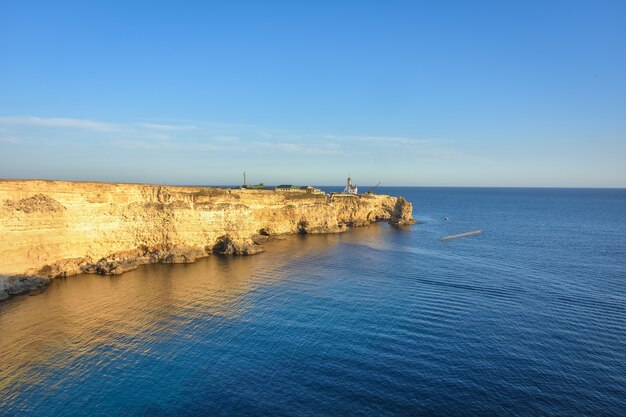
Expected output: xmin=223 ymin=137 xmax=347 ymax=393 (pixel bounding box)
xmin=0 ymin=180 xmax=415 ymax=300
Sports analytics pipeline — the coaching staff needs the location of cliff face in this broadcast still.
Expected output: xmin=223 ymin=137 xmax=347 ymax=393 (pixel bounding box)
xmin=0 ymin=180 xmax=415 ymax=300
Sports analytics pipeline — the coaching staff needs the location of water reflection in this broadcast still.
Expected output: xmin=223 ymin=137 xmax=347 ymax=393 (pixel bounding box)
xmin=0 ymin=227 xmax=382 ymax=408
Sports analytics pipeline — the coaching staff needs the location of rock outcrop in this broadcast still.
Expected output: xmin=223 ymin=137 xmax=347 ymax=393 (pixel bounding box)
xmin=0 ymin=180 xmax=415 ymax=300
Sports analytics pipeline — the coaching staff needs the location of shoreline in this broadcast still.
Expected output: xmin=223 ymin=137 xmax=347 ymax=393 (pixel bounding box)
xmin=0 ymin=180 xmax=415 ymax=302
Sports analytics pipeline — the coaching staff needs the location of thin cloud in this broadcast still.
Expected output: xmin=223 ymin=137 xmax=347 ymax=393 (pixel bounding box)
xmin=211 ymin=135 xmax=240 ymax=143
xmin=136 ymin=123 xmax=198 ymax=131
xmin=0 ymin=136 xmax=21 ymax=144
xmin=112 ymin=139 xmax=161 ymax=150
xmin=252 ymin=141 xmax=342 ymax=155
xmin=0 ymin=115 xmax=469 ymax=159
xmin=349 ymin=135 xmax=438 ymax=145
xmin=346 ymin=135 xmax=467 ymax=159
xmin=0 ymin=116 xmax=122 ymax=132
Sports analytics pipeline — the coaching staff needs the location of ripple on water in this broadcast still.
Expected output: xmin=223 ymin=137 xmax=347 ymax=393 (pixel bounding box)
xmin=1 ymin=188 xmax=626 ymax=416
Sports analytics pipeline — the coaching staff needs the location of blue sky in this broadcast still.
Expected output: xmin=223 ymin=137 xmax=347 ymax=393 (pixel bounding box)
xmin=1 ymin=1 xmax=625 ymax=187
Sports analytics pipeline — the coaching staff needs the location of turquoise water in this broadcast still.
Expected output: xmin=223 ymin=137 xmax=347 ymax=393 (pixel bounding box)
xmin=1 ymin=187 xmax=625 ymax=416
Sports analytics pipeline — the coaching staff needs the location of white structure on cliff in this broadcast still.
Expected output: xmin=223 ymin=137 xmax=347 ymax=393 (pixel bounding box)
xmin=342 ymin=176 xmax=358 ymax=195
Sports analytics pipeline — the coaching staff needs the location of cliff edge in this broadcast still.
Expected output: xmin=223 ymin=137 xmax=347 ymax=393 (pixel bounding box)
xmin=0 ymin=180 xmax=415 ymax=301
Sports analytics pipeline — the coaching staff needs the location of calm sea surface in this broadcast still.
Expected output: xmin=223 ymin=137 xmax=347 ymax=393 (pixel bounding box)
xmin=1 ymin=187 xmax=625 ymax=416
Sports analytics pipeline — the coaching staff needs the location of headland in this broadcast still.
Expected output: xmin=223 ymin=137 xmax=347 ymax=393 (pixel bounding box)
xmin=0 ymin=180 xmax=415 ymax=301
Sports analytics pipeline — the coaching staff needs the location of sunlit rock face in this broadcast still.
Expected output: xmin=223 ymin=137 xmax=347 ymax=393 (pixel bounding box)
xmin=0 ymin=180 xmax=415 ymax=296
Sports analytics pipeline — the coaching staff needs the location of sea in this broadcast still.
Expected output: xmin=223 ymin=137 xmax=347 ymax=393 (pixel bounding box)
xmin=1 ymin=187 xmax=625 ymax=416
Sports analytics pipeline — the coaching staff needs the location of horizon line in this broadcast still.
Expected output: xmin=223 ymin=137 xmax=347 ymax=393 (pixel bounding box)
xmin=1 ymin=178 xmax=624 ymax=190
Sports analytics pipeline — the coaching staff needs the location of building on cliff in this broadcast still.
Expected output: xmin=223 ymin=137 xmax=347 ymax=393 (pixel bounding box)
xmin=275 ymin=185 xmax=324 ymax=195
xmin=300 ymin=186 xmax=325 ymax=195
xmin=275 ymin=185 xmax=300 ymax=192
xmin=342 ymin=177 xmax=358 ymax=195
xmin=241 ymin=183 xmax=266 ymax=190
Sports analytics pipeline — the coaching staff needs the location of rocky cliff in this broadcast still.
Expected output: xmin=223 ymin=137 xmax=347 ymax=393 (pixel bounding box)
xmin=0 ymin=180 xmax=415 ymax=300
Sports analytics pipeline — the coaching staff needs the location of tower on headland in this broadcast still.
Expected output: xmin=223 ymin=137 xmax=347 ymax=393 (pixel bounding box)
xmin=342 ymin=176 xmax=358 ymax=195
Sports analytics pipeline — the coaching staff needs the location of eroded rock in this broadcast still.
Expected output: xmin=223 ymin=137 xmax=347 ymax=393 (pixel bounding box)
xmin=0 ymin=274 xmax=51 ymax=300
xmin=390 ymin=197 xmax=417 ymax=226
xmin=3 ymin=194 xmax=65 ymax=213
xmin=212 ymin=235 xmax=262 ymax=255
xmin=0 ymin=180 xmax=415 ymax=301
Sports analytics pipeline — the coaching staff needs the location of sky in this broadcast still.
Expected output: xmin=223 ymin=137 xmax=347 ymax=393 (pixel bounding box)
xmin=1 ymin=1 xmax=625 ymax=187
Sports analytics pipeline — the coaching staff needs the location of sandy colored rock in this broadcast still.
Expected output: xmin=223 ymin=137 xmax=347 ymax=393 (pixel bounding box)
xmin=0 ymin=180 xmax=415 ymax=299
